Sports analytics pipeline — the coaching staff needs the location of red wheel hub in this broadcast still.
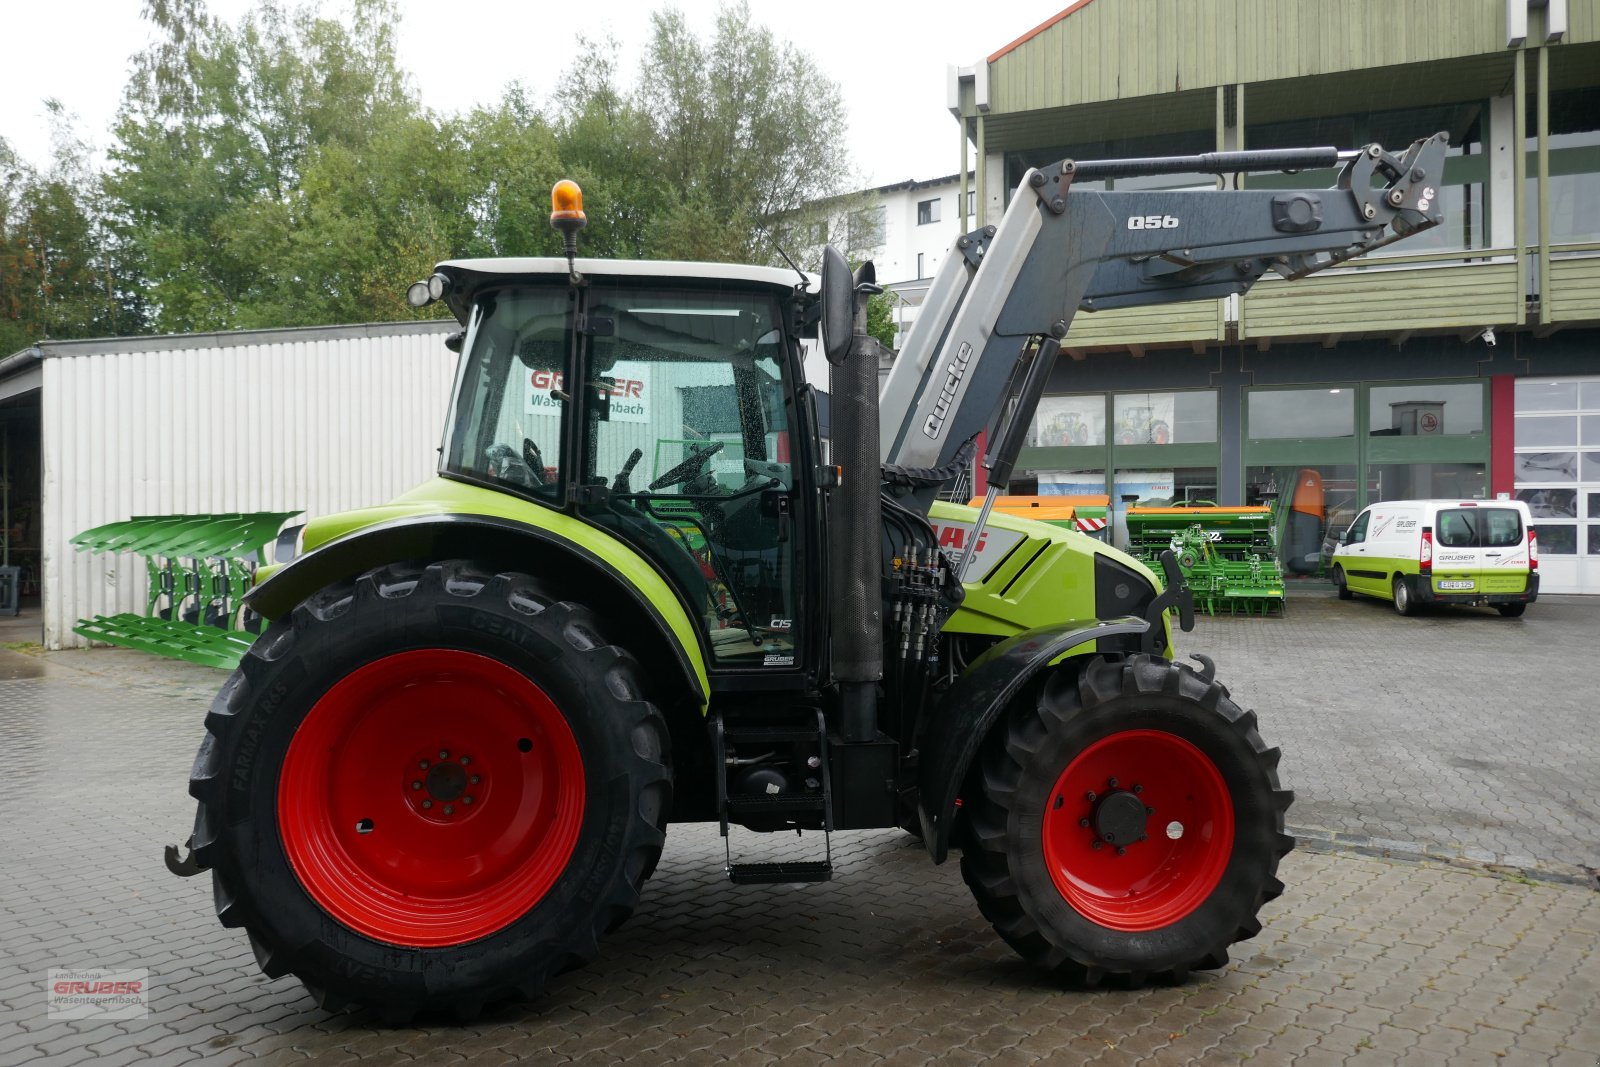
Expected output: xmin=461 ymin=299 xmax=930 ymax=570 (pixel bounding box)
xmin=278 ymin=650 xmax=585 ymax=947
xmin=1041 ymin=729 xmax=1233 ymax=931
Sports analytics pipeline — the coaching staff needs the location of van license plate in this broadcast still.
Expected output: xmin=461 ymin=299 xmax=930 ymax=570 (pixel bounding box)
xmin=1437 ymin=580 xmax=1475 ymax=590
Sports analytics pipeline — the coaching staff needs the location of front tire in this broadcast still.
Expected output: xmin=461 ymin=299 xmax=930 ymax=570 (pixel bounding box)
xmin=1332 ymin=566 xmax=1353 ymax=600
xmin=188 ymin=560 xmax=672 ymax=1020
xmin=960 ymin=654 xmax=1293 ymax=985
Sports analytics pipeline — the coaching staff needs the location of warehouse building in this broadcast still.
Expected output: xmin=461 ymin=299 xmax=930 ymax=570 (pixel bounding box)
xmin=949 ymin=0 xmax=1600 ymax=593
xmin=0 ymin=321 xmax=457 ymax=648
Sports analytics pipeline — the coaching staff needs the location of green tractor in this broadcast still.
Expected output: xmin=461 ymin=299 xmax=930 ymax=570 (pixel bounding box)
xmin=174 ymin=137 xmax=1448 ymax=1019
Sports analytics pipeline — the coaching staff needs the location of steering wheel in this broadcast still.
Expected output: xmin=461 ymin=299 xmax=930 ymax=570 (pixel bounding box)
xmin=485 ymin=442 xmax=541 ymax=488
xmin=648 ymin=441 xmax=724 ymax=492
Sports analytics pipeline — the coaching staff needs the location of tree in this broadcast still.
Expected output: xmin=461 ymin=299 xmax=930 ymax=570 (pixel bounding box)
xmin=0 ymin=108 xmax=142 ymax=353
xmin=619 ymin=2 xmax=852 ymax=264
xmin=106 ymin=0 xmax=426 ymax=331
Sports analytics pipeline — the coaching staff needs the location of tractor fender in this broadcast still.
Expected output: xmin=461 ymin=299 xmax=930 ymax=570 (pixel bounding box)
xmin=245 ymin=512 xmax=708 ymax=708
xmin=916 ymin=616 xmax=1151 ymax=864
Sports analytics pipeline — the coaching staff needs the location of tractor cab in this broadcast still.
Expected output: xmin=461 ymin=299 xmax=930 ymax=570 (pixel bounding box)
xmin=431 ymin=257 xmax=820 ymax=671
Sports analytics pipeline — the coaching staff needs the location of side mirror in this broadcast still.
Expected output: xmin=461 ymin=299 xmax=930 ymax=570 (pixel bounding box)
xmin=819 ymin=244 xmax=853 ymax=366
xmin=1337 ymin=531 xmax=1348 ymax=545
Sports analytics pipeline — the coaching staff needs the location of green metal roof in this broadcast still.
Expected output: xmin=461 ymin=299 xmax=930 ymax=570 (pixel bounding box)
xmin=978 ymin=0 xmax=1600 ymax=152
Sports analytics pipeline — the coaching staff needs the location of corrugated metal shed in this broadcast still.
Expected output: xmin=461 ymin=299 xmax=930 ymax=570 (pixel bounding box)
xmin=3 ymin=320 xmax=458 ymax=649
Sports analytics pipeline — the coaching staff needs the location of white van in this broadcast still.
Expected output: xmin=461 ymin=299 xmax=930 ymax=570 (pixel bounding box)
xmin=1329 ymin=499 xmax=1539 ymax=617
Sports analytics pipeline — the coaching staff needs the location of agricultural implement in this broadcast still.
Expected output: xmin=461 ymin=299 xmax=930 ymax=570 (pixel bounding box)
xmin=1124 ymin=505 xmax=1287 ymax=616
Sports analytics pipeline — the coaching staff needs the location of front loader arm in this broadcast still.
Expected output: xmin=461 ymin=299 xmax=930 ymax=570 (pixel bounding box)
xmin=880 ymin=134 xmax=1449 ymax=476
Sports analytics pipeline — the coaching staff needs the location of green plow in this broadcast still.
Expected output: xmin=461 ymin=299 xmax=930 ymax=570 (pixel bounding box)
xmin=1124 ymin=506 xmax=1286 ymax=617
xmin=70 ymin=511 xmax=301 ymax=668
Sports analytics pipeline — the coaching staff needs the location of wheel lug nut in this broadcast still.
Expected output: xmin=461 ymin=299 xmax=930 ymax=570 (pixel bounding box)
xmin=1085 ymin=791 xmax=1097 ymax=803
xmin=463 ymin=796 xmax=473 ymax=805
xmin=419 ymin=760 xmax=429 ymax=769
xmin=422 ymin=800 xmax=432 ymax=809
xmin=439 ymin=750 xmax=449 ymax=760
xmin=1105 ymin=833 xmax=1115 ymax=842
xmin=1079 ymin=817 xmax=1090 ymax=828
xmin=460 ymin=756 xmax=471 ymax=765
xmin=1092 ymin=840 xmax=1103 ymax=850
xmin=1107 ymin=777 xmax=1118 ymax=788
xmin=1116 ymin=846 xmax=1127 ymax=856
xmin=411 ymin=781 xmax=421 ymax=790
xmin=470 ymin=775 xmax=480 ymax=785
xmin=1146 ymin=805 xmax=1156 ymax=815
xmin=443 ymin=805 xmax=454 ymax=815
xmin=1131 ymin=784 xmax=1142 ymax=794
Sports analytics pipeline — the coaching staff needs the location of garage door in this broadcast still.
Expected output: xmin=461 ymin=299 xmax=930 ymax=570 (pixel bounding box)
xmin=1513 ymin=377 xmax=1600 ymax=594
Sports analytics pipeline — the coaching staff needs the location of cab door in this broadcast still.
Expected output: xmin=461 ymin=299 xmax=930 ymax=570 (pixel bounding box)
xmin=1430 ymin=507 xmax=1484 ymax=593
xmin=1335 ymin=508 xmax=1374 ymax=593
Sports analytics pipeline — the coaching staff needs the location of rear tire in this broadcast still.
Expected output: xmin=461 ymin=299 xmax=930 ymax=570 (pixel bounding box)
xmin=960 ymin=654 xmax=1293 ymax=986
xmin=188 ymin=560 xmax=672 ymax=1020
xmin=1497 ymin=603 xmax=1526 ymax=618
xmin=1392 ymin=576 xmax=1416 ymax=616
xmin=1332 ymin=566 xmax=1353 ymax=600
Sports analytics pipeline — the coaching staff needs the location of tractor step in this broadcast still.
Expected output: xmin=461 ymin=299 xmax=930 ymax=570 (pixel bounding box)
xmin=727 ymin=861 xmax=833 ymax=884
xmin=713 ymin=707 xmax=835 ymax=885
xmin=726 ymin=793 xmax=826 ymax=816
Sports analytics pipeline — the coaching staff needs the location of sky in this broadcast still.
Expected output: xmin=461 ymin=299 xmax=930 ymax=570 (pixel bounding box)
xmin=0 ymin=0 xmax=1056 ymax=190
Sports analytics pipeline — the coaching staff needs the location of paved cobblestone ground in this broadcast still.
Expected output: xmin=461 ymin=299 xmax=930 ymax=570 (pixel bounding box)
xmin=0 ymin=598 xmax=1597 ymax=1065
xmin=1183 ymin=594 xmax=1600 ymax=879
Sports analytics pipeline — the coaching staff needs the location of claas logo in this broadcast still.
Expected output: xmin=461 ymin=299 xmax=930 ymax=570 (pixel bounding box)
xmin=935 ymin=525 xmax=988 ymax=551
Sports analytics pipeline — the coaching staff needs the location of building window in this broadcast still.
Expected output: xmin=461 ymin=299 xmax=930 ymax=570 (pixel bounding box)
xmin=1114 ymin=468 xmax=1218 ymax=506
xmin=1246 ymin=387 xmax=1356 ymax=440
xmin=1031 ymin=395 xmax=1106 ymax=447
xmin=917 ymin=197 xmax=941 ymax=225
xmin=1525 ymin=86 xmax=1600 ymax=245
xmin=1112 ymin=391 xmax=1217 ymax=445
xmin=1245 ymin=464 xmax=1361 ymax=577
xmin=966 ymin=190 xmax=975 ymax=217
xmin=916 ymin=253 xmax=925 ymax=279
xmin=1368 ymin=382 xmax=1484 ymax=436
xmin=1248 ymin=101 xmax=1487 ymax=256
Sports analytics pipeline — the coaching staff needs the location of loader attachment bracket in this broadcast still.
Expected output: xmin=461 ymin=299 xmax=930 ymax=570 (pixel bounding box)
xmin=917 ymin=617 xmax=1151 ymax=865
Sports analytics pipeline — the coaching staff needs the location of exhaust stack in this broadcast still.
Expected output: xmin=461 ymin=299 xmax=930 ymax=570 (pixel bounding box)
xmin=829 ymin=262 xmax=883 ymax=743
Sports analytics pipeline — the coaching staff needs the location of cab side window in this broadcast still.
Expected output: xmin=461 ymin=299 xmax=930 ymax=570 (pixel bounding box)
xmin=1345 ymin=511 xmax=1370 ymax=545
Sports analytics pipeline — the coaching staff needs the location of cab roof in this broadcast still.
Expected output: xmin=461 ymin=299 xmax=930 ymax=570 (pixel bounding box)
xmin=435 ymin=256 xmax=817 ymax=324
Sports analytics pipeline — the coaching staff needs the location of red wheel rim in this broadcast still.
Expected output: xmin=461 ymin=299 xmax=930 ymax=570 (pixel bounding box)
xmin=1041 ymin=729 xmax=1233 ymax=931
xmin=278 ymin=649 xmax=585 ymax=947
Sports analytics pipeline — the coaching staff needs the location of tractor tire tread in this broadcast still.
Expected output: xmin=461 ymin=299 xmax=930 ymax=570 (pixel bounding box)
xmin=188 ymin=559 xmax=671 ymax=1023
xmin=959 ymin=653 xmax=1292 ymax=988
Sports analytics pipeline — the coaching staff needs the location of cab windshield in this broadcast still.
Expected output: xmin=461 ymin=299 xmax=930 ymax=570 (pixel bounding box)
xmin=441 ymin=281 xmax=802 ymax=668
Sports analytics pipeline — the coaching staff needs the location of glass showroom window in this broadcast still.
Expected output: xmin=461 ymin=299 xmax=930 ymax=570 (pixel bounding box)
xmin=1245 ymin=464 xmax=1360 ymax=579
xmin=1112 ymin=391 xmax=1217 ymax=445
xmin=1034 ymin=469 xmax=1106 ymax=496
xmin=1367 ymin=382 xmax=1484 ymax=437
xmin=1368 ymin=463 xmax=1486 ymax=501
xmin=1114 ymin=468 xmax=1218 ymax=506
xmin=1031 ymin=395 xmax=1106 ymax=447
xmin=1247 ymin=387 xmax=1356 ymax=440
